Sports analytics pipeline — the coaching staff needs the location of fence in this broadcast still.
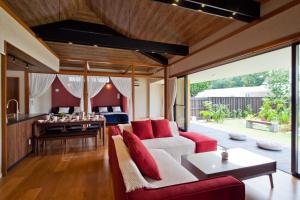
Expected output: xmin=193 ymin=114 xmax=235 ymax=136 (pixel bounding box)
xmin=190 ymin=97 xmax=264 ymax=119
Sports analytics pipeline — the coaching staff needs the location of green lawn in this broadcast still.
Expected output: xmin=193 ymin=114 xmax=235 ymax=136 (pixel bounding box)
xmin=192 ymin=119 xmax=292 ymax=147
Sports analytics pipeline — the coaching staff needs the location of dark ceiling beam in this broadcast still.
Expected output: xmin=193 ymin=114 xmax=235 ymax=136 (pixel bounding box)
xmin=32 ymin=20 xmax=169 ymax=64
xmin=32 ymin=21 xmax=188 ymax=64
xmin=38 ymin=28 xmax=186 ymax=55
xmin=139 ymin=51 xmax=168 ymax=65
xmin=152 ymin=0 xmax=260 ymax=23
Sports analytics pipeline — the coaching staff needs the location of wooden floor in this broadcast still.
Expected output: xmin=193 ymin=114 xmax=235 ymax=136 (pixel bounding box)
xmin=0 ymin=134 xmax=300 ymax=200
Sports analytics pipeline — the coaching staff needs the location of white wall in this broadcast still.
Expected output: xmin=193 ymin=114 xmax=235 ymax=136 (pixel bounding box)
xmin=0 ymin=7 xmax=59 ymax=71
xmin=30 ymin=87 xmax=52 ymax=114
xmin=0 ymin=55 xmax=2 ymax=177
xmin=134 ymin=78 xmax=148 ymax=119
xmin=150 ymin=81 xmax=164 ymax=118
xmin=6 ymin=70 xmax=25 ymax=114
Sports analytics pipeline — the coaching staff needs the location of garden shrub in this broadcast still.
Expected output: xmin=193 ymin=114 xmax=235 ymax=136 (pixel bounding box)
xmin=258 ymin=98 xmax=290 ymax=123
xmin=200 ymin=101 xmax=213 ymax=121
xmin=212 ymin=104 xmax=229 ymax=123
xmin=243 ymin=104 xmax=253 ymax=118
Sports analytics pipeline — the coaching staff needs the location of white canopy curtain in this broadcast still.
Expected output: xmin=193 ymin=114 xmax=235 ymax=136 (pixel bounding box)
xmin=110 ymin=77 xmax=132 ymax=120
xmin=29 ymin=73 xmax=56 ymax=113
xmin=87 ymin=76 xmax=109 ymax=113
xmin=57 ymin=74 xmax=84 ymax=111
xmin=167 ymin=77 xmax=177 ymax=121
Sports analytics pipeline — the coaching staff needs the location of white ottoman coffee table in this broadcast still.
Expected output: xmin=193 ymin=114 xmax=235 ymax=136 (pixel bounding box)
xmin=229 ymin=133 xmax=247 ymax=141
xmin=256 ymin=140 xmax=282 ymax=151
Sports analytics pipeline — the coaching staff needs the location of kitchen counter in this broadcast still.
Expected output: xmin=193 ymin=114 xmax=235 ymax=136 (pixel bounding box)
xmin=6 ymin=113 xmax=46 ymax=170
xmin=7 ymin=113 xmax=47 ymax=126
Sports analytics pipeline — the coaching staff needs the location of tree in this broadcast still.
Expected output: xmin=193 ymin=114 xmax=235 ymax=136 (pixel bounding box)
xmin=241 ymin=72 xmax=267 ymax=86
xmin=190 ymin=71 xmax=268 ymax=96
xmin=266 ymin=69 xmax=290 ymax=99
xmin=190 ymin=81 xmax=211 ymax=97
xmin=210 ymin=72 xmax=267 ymax=89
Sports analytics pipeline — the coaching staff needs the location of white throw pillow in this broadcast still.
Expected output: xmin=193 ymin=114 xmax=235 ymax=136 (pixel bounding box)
xmin=58 ymin=107 xmax=70 ymax=114
xmin=73 ymin=106 xmax=81 ymax=113
xmin=112 ymin=106 xmax=121 ymax=112
xmin=169 ymin=121 xmax=179 ymax=136
xmin=112 ymin=135 xmax=153 ymax=192
xmin=99 ymin=107 xmax=108 ymax=112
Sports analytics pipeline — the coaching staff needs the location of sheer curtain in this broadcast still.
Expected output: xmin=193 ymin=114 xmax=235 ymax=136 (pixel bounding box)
xmin=29 ymin=73 xmax=56 ymax=113
xmin=87 ymin=76 xmax=109 ymax=113
xmin=167 ymin=77 xmax=177 ymax=121
xmin=57 ymin=74 xmax=84 ymax=111
xmin=110 ymin=77 xmax=132 ymax=120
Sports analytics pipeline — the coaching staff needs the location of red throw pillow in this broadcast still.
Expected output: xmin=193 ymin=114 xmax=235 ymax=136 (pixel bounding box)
xmin=151 ymin=119 xmax=173 ymax=138
xmin=123 ymin=130 xmax=161 ymax=180
xmin=131 ymin=120 xmax=154 ymax=139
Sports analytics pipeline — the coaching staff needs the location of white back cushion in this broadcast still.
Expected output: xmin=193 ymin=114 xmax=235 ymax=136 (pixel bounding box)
xmin=142 ymin=136 xmax=195 ymax=163
xmin=59 ymin=107 xmax=69 ymax=113
xmin=169 ymin=121 xmax=179 ymax=136
xmin=112 ymin=135 xmax=153 ymax=192
xmin=112 ymin=106 xmax=121 ymax=112
xmin=99 ymin=107 xmax=108 ymax=112
xmin=118 ymin=124 xmax=133 ymax=133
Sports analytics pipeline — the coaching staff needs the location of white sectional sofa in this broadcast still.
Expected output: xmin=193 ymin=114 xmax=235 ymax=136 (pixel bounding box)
xmin=118 ymin=122 xmax=195 ymax=162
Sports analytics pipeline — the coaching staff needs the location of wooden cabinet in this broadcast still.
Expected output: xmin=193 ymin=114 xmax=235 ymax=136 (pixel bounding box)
xmin=7 ymin=117 xmax=39 ymax=169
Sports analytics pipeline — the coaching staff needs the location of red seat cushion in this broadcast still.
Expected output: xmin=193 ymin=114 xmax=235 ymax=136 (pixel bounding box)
xmin=151 ymin=119 xmax=173 ymax=138
xmin=131 ymin=120 xmax=154 ymax=139
xmin=180 ymin=131 xmax=217 ymax=153
xmin=123 ymin=130 xmax=161 ymax=180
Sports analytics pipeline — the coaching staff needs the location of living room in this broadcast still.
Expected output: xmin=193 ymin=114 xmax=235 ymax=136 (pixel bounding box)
xmin=0 ymin=0 xmax=300 ymax=200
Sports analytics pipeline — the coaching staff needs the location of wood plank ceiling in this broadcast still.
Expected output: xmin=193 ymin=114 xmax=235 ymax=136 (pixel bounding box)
xmin=4 ymin=0 xmax=233 ymax=74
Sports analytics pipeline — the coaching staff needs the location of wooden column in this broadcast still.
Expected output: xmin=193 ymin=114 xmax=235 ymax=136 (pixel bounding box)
xmin=83 ymin=62 xmax=88 ymax=113
xmin=1 ymin=53 xmax=8 ymax=177
xmin=24 ymin=70 xmax=29 ymax=114
xmin=187 ymin=79 xmax=191 ymax=128
xmin=131 ymin=66 xmax=135 ymax=120
xmin=146 ymin=79 xmax=150 ymax=118
xmin=164 ymin=66 xmax=168 ymax=119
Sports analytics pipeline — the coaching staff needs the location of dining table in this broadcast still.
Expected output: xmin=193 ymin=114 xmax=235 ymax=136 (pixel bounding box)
xmin=36 ymin=116 xmax=106 ymax=151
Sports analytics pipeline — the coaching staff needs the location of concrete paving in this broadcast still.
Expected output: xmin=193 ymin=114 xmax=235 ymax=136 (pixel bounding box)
xmin=189 ymin=122 xmax=291 ymax=173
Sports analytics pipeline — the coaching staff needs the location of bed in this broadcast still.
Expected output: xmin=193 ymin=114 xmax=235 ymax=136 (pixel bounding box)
xmin=93 ymin=106 xmax=129 ymax=125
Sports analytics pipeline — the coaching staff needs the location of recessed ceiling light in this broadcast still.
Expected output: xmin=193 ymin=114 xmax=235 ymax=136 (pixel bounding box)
xmin=201 ymin=4 xmax=205 ymax=8
xmin=93 ymin=44 xmax=98 ymax=47
xmin=68 ymin=42 xmax=73 ymax=45
xmin=229 ymin=16 xmax=233 ymax=19
xmin=172 ymin=3 xmax=178 ymax=6
xmin=198 ymin=9 xmax=203 ymax=12
xmin=135 ymin=49 xmax=140 ymax=52
xmin=232 ymin=12 xmax=236 ymax=16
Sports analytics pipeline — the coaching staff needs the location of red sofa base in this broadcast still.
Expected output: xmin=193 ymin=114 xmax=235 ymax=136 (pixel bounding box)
xmin=109 ymin=126 xmax=245 ymax=200
xmin=180 ymin=131 xmax=217 ymax=153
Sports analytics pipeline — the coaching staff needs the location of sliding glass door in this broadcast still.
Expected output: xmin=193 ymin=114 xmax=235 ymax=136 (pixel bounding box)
xmin=292 ymin=43 xmax=300 ymax=177
xmin=175 ymin=76 xmax=188 ymax=130
xmin=298 ymin=44 xmax=300 ymax=176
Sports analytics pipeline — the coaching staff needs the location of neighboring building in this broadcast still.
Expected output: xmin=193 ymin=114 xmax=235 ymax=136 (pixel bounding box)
xmin=195 ymin=85 xmax=271 ymax=98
